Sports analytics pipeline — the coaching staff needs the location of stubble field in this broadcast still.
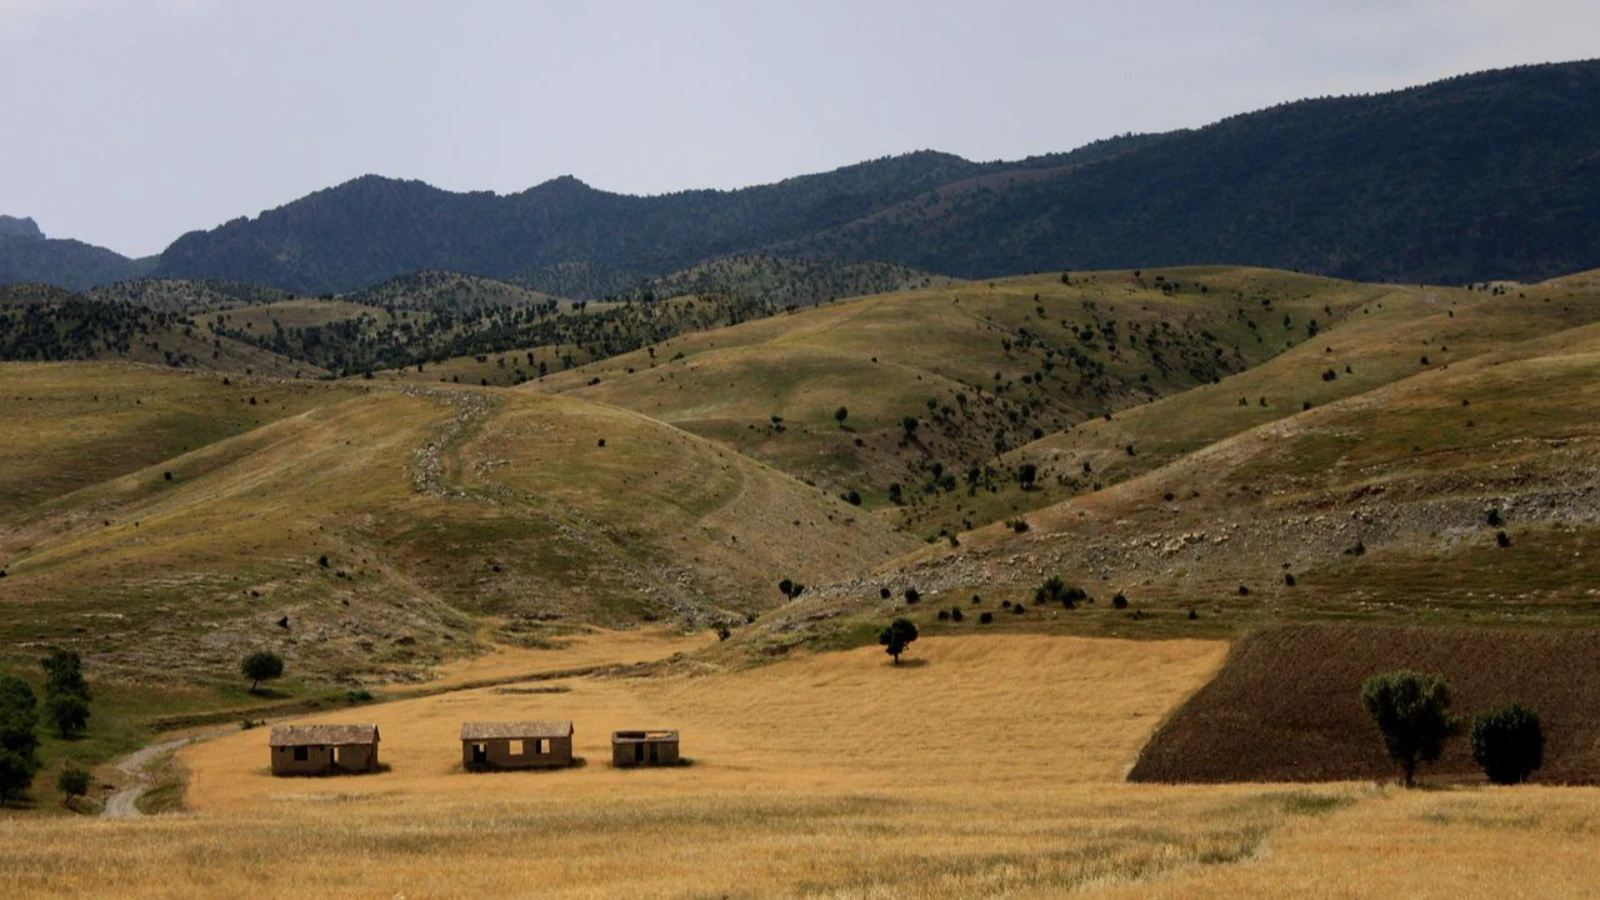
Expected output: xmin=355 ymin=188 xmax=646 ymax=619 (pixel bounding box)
xmin=2 ymin=634 xmax=1597 ymax=898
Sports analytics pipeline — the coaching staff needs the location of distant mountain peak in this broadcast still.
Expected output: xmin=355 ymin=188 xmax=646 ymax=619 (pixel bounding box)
xmin=0 ymin=216 xmax=44 ymax=241
xmin=528 ymin=174 xmax=594 ymax=194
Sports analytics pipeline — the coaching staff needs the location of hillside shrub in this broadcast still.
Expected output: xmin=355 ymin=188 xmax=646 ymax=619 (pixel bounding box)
xmin=1470 ymin=704 xmax=1545 ymax=785
xmin=1112 ymin=593 xmax=1128 ymax=610
xmin=1360 ymin=671 xmax=1459 ymax=787
xmin=241 ymin=650 xmax=285 ymax=693
xmin=1486 ymin=508 xmax=1503 ymax=527
xmin=950 ymin=608 xmax=964 ymax=622
xmin=1034 ymin=576 xmax=1085 ymax=608
xmin=1018 ymin=463 xmax=1038 ymax=490
xmin=903 ymin=588 xmax=920 ymax=605
xmin=57 ymin=766 xmax=91 ymax=806
xmin=1007 ymin=518 xmax=1030 ymax=533
xmin=1496 ymin=531 xmax=1511 ymax=548
xmin=979 ymin=612 xmax=994 ymax=624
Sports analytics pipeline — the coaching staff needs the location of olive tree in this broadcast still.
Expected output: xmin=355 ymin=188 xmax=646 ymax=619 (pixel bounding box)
xmin=241 ymin=650 xmax=285 ymax=693
xmin=1360 ymin=671 xmax=1459 ymax=787
xmin=878 ymin=618 xmax=919 ymax=665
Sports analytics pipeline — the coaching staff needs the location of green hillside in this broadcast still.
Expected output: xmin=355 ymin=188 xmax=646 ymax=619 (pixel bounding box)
xmin=537 ymin=267 xmax=1388 ymax=508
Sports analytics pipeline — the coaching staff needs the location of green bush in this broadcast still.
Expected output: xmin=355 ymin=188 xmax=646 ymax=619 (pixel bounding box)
xmin=57 ymin=766 xmax=91 ymax=804
xmin=1470 ymin=704 xmax=1545 ymax=785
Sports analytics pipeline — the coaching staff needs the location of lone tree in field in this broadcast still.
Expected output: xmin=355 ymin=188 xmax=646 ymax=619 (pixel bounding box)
xmin=1360 ymin=671 xmax=1459 ymax=787
xmin=241 ymin=650 xmax=285 ymax=693
xmin=1470 ymin=704 xmax=1545 ymax=785
xmin=834 ymin=406 xmax=849 ymax=427
xmin=878 ymin=618 xmax=919 ymax=665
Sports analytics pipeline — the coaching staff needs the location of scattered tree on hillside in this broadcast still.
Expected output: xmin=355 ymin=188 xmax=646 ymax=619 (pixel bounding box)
xmin=1360 ymin=671 xmax=1459 ymax=787
xmin=45 ymin=694 xmax=90 ymax=740
xmin=1034 ymin=576 xmax=1086 ymax=608
xmin=878 ymin=618 xmax=919 ymax=665
xmin=241 ymin=650 xmax=285 ymax=693
xmin=835 ymin=406 xmax=848 ymax=427
xmin=57 ymin=766 xmax=91 ymax=808
xmin=1470 ymin=704 xmax=1545 ymax=785
xmin=0 ymin=675 xmax=41 ymax=805
xmin=40 ymin=649 xmax=90 ymax=739
xmin=901 ymin=416 xmax=919 ymax=437
xmin=1018 ymin=463 xmax=1038 ymax=490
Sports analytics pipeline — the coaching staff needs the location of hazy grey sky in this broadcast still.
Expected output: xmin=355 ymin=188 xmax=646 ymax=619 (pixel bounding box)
xmin=4 ymin=0 xmax=1598 ymax=256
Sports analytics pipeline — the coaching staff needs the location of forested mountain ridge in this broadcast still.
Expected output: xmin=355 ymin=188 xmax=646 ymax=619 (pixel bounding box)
xmin=0 ymin=216 xmax=155 ymax=291
xmin=10 ymin=61 xmax=1600 ymax=295
xmin=150 ymin=61 xmax=1600 ymax=291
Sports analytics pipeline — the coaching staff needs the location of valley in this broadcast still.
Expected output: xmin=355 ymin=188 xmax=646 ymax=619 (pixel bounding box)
xmin=2 ymin=261 xmax=1598 ymax=898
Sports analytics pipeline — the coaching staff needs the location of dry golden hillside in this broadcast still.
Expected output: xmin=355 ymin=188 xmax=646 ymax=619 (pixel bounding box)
xmin=0 ymin=368 xmax=915 ymax=690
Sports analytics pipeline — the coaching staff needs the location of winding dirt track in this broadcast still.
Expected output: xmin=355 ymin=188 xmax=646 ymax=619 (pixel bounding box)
xmin=103 ymin=730 xmax=231 ymax=818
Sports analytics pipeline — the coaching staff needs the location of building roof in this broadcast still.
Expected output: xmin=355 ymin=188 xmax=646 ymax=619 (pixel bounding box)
xmin=460 ymin=720 xmax=573 ymax=741
xmin=270 ymin=724 xmax=380 ymax=747
xmin=612 ymin=729 xmax=679 ymax=743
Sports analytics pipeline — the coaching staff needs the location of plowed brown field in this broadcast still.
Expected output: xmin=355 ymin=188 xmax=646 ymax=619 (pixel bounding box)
xmin=1129 ymin=624 xmax=1600 ymax=784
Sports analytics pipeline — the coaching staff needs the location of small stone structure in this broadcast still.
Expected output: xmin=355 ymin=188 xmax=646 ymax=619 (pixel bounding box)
xmin=270 ymin=724 xmax=381 ymax=776
xmin=611 ymin=729 xmax=680 ymax=767
xmin=461 ymin=721 xmax=575 ymax=770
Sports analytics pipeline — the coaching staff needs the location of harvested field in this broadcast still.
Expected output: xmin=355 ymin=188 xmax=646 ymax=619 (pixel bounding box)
xmin=1129 ymin=624 xmax=1600 ymax=784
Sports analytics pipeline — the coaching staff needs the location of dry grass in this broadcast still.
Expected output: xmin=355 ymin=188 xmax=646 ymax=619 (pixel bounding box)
xmin=3 ymin=634 xmax=1594 ymax=898
xmin=182 ymin=635 xmax=1227 ymax=809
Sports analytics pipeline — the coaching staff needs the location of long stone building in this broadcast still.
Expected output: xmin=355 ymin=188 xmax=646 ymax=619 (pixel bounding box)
xmin=269 ymin=724 xmax=381 ymax=776
xmin=461 ymin=720 xmax=575 ymax=770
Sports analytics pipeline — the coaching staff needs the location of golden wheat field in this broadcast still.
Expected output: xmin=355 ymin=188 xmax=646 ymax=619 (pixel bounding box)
xmin=1 ymin=634 xmax=1595 ymax=898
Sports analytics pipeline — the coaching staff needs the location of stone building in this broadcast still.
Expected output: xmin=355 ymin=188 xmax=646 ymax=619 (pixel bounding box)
xmin=611 ymin=729 xmax=680 ymax=767
xmin=269 ymin=724 xmax=381 ymax=776
xmin=461 ymin=720 xmax=575 ymax=770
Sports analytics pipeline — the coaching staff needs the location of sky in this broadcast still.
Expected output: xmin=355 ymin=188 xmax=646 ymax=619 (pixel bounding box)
xmin=3 ymin=0 xmax=1599 ymax=257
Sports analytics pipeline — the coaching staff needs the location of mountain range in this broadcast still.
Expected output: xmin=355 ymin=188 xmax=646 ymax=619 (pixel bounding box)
xmin=6 ymin=60 xmax=1600 ymax=294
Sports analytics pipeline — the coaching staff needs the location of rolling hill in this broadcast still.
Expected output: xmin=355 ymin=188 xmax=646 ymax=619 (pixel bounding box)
xmin=152 ymin=61 xmax=1600 ymax=293
xmin=0 ymin=366 xmax=916 ymax=689
xmin=742 ymin=277 xmax=1600 ymax=657
xmin=535 ymin=267 xmax=1392 ymax=507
